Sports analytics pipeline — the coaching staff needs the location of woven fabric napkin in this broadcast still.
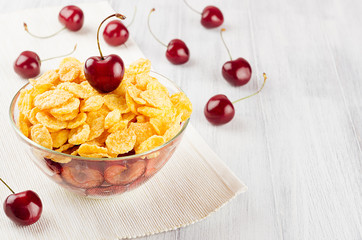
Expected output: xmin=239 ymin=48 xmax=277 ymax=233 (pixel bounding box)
xmin=0 ymin=2 xmax=247 ymax=239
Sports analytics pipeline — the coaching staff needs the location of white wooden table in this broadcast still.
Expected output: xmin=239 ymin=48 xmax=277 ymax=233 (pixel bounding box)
xmin=1 ymin=0 xmax=361 ymax=239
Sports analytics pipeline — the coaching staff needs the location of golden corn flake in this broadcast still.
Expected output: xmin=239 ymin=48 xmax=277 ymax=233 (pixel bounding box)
xmin=163 ymin=120 xmax=182 ymax=142
xmin=36 ymin=111 xmax=67 ymax=131
xmin=129 ymin=122 xmax=156 ymax=147
xmin=127 ymin=85 xmax=146 ymax=105
xmin=58 ymin=82 xmax=91 ymax=99
xmin=28 ymin=107 xmax=40 ymax=125
xmin=78 ymin=143 xmax=109 ymax=158
xmin=127 ymin=58 xmax=151 ymax=75
xmin=170 ymin=92 xmax=192 ymax=122
xmin=59 ymin=60 xmax=80 ymax=82
xmin=49 ymin=97 xmax=80 ymax=115
xmin=68 ymin=124 xmax=90 ymax=145
xmin=137 ymin=106 xmax=163 ymax=118
xmin=86 ymin=111 xmax=105 ymax=141
xmin=17 ymin=112 xmax=31 ymax=138
xmin=135 ymin=135 xmax=165 ymax=154
xmin=136 ymin=115 xmax=148 ymax=123
xmin=30 ymin=124 xmax=53 ymax=149
xmin=29 ymin=70 xmax=59 ymax=86
xmin=80 ymin=95 xmax=104 ymax=112
xmin=147 ymin=81 xmax=169 ymax=96
xmin=103 ymin=94 xmax=129 ymax=113
xmin=17 ymin=57 xmax=192 ymax=158
xmin=51 ymin=108 xmax=79 ymax=121
xmin=104 ymin=109 xmax=121 ymax=129
xmin=106 ymin=128 xmax=136 ymax=154
xmin=125 ymin=91 xmax=139 ymax=114
xmin=29 ymin=83 xmax=53 ymax=97
xmin=51 ymin=129 xmax=70 ymax=148
xmin=18 ymin=90 xmax=33 ymax=115
xmin=107 ymin=120 xmax=128 ymax=133
xmin=55 ymin=143 xmax=74 ymax=153
xmin=34 ymin=89 xmax=73 ymax=110
xmin=140 ymin=89 xmax=172 ymax=108
xmin=67 ymin=112 xmax=87 ymax=129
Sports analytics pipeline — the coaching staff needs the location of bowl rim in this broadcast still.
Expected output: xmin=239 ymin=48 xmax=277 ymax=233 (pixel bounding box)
xmin=9 ymin=71 xmax=190 ymax=161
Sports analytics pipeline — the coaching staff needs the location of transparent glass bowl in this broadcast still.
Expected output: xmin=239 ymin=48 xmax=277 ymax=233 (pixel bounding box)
xmin=9 ymin=72 xmax=189 ymax=198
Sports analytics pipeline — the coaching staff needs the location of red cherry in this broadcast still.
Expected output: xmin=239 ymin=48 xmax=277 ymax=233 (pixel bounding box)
xmin=183 ymin=0 xmax=223 ymax=28
xmin=84 ymin=14 xmax=126 ymax=93
xmin=13 ymin=51 xmax=40 ymax=79
xmin=148 ymin=8 xmax=190 ymax=65
xmin=13 ymin=45 xmax=77 ymax=79
xmin=220 ymin=28 xmax=252 ymax=86
xmin=166 ymin=39 xmax=190 ymax=64
xmin=58 ymin=5 xmax=84 ymax=31
xmin=204 ymin=73 xmax=267 ymax=125
xmin=1 ymin=178 xmax=42 ymax=226
xmin=24 ymin=5 xmax=84 ymax=39
xmin=204 ymin=94 xmax=235 ymax=125
xmin=201 ymin=6 xmax=224 ymax=28
xmin=103 ymin=20 xmax=129 ymax=46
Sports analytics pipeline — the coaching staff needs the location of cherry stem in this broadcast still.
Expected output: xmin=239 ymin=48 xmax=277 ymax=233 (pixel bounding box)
xmin=97 ymin=13 xmax=126 ymax=59
xmin=41 ymin=44 xmax=77 ymax=62
xmin=126 ymin=6 xmax=137 ymax=28
xmin=220 ymin=28 xmax=233 ymax=61
xmin=147 ymin=8 xmax=167 ymax=47
xmin=183 ymin=0 xmax=202 ymax=14
xmin=23 ymin=23 xmax=66 ymax=39
xmin=0 ymin=178 xmax=15 ymax=194
xmin=232 ymin=73 xmax=267 ymax=104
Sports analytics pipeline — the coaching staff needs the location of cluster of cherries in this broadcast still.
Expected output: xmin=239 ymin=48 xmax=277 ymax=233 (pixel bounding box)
xmin=6 ymin=2 xmax=266 ymax=225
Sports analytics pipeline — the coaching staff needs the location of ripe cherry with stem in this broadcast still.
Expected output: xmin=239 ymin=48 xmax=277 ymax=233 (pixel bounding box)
xmin=183 ymin=0 xmax=224 ymax=28
xmin=14 ymin=44 xmax=77 ymax=79
xmin=0 ymin=178 xmax=42 ymax=226
xmin=103 ymin=6 xmax=137 ymax=46
xmin=204 ymin=73 xmax=267 ymax=125
xmin=84 ymin=13 xmax=126 ymax=93
xmin=24 ymin=5 xmax=84 ymax=39
xmin=220 ymin=28 xmax=252 ymax=86
xmin=148 ymin=8 xmax=190 ymax=65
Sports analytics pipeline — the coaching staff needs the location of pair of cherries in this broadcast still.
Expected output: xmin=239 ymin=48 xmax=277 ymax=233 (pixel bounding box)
xmin=204 ymin=28 xmax=263 ymax=125
xmin=15 ymin=5 xmax=84 ymax=79
xmin=147 ymin=0 xmax=224 ymax=65
xmin=1 ymin=178 xmax=42 ymax=226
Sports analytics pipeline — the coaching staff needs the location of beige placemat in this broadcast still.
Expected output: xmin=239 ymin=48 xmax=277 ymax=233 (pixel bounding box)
xmin=0 ymin=2 xmax=247 ymax=239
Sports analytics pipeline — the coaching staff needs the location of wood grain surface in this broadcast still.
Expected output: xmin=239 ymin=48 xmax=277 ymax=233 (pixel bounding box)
xmin=0 ymin=0 xmax=361 ymax=239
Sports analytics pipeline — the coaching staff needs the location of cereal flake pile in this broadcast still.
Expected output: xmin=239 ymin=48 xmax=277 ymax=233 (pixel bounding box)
xmin=17 ymin=58 xmax=192 ymax=158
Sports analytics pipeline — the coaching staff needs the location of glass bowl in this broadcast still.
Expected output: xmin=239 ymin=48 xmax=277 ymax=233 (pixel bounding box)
xmin=9 ymin=72 xmax=189 ymax=198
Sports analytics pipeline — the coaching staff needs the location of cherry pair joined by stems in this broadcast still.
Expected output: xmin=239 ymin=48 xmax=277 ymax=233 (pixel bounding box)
xmin=148 ymin=8 xmax=190 ymax=65
xmin=204 ymin=73 xmax=267 ymax=125
xmin=84 ymin=14 xmax=126 ymax=93
xmin=0 ymin=178 xmax=42 ymax=226
xmin=24 ymin=5 xmax=84 ymax=39
xmin=14 ymin=44 xmax=77 ymax=79
xmin=183 ymin=0 xmax=224 ymax=28
xmin=103 ymin=7 xmax=137 ymax=46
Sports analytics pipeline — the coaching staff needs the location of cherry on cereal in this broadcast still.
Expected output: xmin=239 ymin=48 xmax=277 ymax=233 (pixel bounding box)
xmin=147 ymin=8 xmax=190 ymax=65
xmin=84 ymin=14 xmax=126 ymax=93
xmin=24 ymin=5 xmax=84 ymax=39
xmin=14 ymin=44 xmax=77 ymax=79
